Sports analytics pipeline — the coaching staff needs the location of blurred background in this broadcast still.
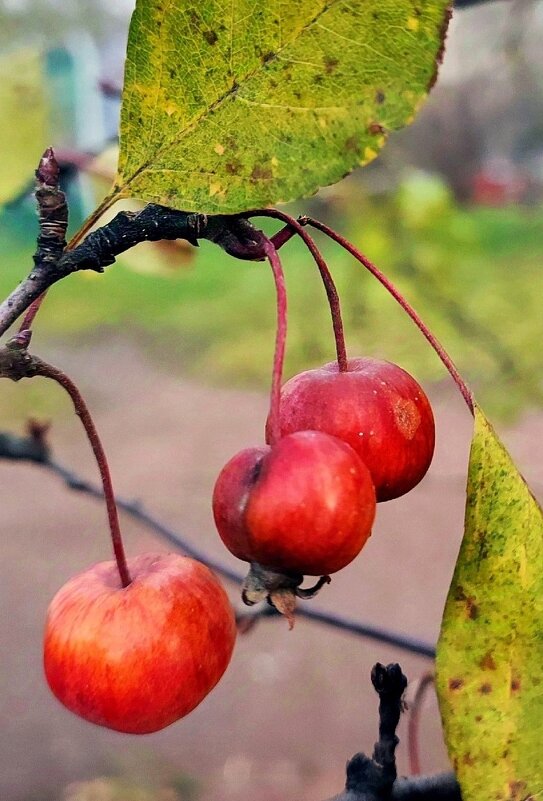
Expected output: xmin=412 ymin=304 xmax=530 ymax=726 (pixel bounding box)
xmin=0 ymin=1 xmax=542 ymax=800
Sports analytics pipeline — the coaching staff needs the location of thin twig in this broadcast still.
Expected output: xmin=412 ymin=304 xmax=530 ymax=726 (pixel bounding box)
xmin=0 ymin=427 xmax=436 ymax=657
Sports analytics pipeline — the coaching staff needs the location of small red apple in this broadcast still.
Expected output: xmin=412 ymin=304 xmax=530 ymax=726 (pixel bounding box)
xmin=213 ymin=430 xmax=376 ymax=577
xmin=270 ymin=358 xmax=435 ymax=502
xmin=44 ymin=552 xmax=236 ymax=734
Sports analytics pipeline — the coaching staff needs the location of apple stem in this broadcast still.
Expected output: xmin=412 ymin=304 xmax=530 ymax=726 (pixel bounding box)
xmin=263 ymin=239 xmax=288 ymax=446
xmin=31 ymin=356 xmax=131 ymax=587
xmin=250 ymin=210 xmax=348 ymax=372
xmin=300 ymin=217 xmax=475 ymax=414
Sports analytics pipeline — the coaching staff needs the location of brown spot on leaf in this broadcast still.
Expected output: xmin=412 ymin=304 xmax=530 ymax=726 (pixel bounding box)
xmin=324 ymin=56 xmax=339 ymax=75
xmin=225 ymin=160 xmax=242 ymax=175
xmin=466 ymin=597 xmax=479 ymax=620
xmin=479 ymin=682 xmax=492 ymax=695
xmin=393 ymin=398 xmax=421 ymax=440
xmin=462 ymin=754 xmax=475 ymax=766
xmin=428 ymin=5 xmax=453 ymax=90
xmin=251 ymin=164 xmax=273 ymax=181
xmin=261 ymin=51 xmax=274 ymax=64
xmin=475 ymin=715 xmax=482 ymax=722
xmin=189 ymin=11 xmax=201 ymax=28
xmin=511 ymin=676 xmax=521 ymax=692
xmin=344 ymin=136 xmax=359 ymax=153
xmin=368 ymin=122 xmax=386 ymax=135
xmin=203 ymin=30 xmax=218 ymax=45
xmin=479 ymin=651 xmax=497 ymax=671
xmin=449 ymin=678 xmax=463 ymax=691
xmin=508 ymin=781 xmax=527 ymax=801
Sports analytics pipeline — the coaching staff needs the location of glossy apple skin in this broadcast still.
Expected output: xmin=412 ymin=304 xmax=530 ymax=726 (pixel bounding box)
xmin=213 ymin=430 xmax=376 ymax=576
xmin=44 ymin=553 xmax=236 ymax=734
xmin=270 ymin=358 xmax=435 ymax=502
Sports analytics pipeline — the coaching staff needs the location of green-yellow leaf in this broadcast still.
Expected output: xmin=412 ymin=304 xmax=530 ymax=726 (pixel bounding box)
xmin=0 ymin=49 xmax=47 ymax=206
xmin=115 ymin=0 xmax=451 ymax=213
xmin=436 ymin=404 xmax=543 ymax=801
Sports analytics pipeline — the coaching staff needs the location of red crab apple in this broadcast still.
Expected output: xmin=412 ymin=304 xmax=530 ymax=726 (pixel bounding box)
xmin=269 ymin=358 xmax=435 ymax=502
xmin=213 ymin=430 xmax=376 ymax=586
xmin=44 ymin=552 xmax=236 ymax=734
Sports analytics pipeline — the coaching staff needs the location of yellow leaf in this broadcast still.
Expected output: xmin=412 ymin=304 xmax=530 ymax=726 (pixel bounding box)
xmin=436 ymin=404 xmax=543 ymax=801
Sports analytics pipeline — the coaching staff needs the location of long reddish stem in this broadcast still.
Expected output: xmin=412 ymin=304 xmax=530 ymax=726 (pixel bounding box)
xmin=407 ymin=671 xmax=435 ymax=775
xmin=303 ymin=217 xmax=474 ymax=414
xmin=32 ymin=356 xmax=131 ymax=587
xmin=263 ymin=239 xmax=288 ymax=446
xmin=251 ymin=210 xmax=348 ymax=372
xmin=19 ymin=296 xmax=48 ymax=334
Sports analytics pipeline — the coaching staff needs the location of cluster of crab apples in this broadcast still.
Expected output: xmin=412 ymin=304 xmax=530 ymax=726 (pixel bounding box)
xmin=43 ymin=355 xmax=434 ymax=734
xmin=214 ymin=357 xmax=435 ymax=610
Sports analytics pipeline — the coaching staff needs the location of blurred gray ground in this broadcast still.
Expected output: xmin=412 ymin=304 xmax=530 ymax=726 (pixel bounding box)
xmin=1 ymin=340 xmax=541 ymax=801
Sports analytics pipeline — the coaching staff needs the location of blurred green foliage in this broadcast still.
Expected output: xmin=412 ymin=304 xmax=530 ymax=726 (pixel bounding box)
xmin=0 ymin=49 xmax=47 ymax=206
xmin=1 ymin=172 xmax=541 ymax=420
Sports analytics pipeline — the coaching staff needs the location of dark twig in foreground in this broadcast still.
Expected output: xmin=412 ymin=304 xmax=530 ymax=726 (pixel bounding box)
xmin=0 ymin=426 xmax=436 ymax=658
xmin=372 ymin=663 xmax=407 ymax=786
xmin=325 ymin=664 xmax=461 ymax=801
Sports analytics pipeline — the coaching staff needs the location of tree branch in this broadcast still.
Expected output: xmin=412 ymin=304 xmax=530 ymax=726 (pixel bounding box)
xmin=0 ymin=166 xmax=282 ymax=338
xmin=0 ymin=204 xmax=209 ymax=337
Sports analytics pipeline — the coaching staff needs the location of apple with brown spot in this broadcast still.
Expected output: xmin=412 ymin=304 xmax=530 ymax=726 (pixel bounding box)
xmin=269 ymin=358 xmax=435 ymax=502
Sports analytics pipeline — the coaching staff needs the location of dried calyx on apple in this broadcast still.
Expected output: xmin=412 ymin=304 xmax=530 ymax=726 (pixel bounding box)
xmin=212 ymin=429 xmax=376 ymax=627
